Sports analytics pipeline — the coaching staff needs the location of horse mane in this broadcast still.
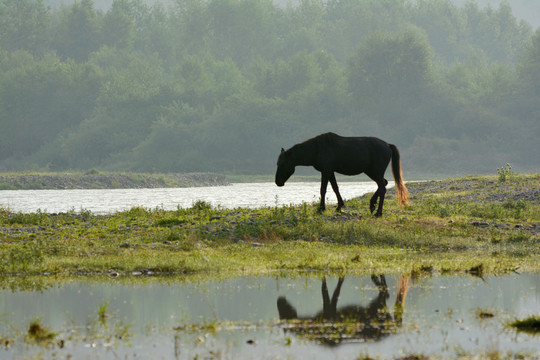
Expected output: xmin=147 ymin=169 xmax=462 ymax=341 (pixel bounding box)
xmin=290 ymin=133 xmax=328 ymax=152
xmin=315 ymin=132 xmax=339 ymax=143
xmin=302 ymin=132 xmax=338 ymax=149
xmin=285 ymin=134 xmax=335 ymax=165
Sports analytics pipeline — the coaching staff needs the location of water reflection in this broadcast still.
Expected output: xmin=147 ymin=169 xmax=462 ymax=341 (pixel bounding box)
xmin=0 ymin=273 xmax=539 ymax=359
xmin=278 ymin=275 xmax=410 ymax=345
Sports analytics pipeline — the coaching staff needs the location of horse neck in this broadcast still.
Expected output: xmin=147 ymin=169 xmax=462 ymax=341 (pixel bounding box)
xmin=289 ymin=140 xmax=316 ymax=166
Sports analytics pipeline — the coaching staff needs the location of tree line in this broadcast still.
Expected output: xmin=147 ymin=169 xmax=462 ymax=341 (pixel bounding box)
xmin=0 ymin=0 xmax=539 ymax=176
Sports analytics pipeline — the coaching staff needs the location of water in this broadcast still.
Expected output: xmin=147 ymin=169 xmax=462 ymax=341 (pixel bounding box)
xmin=0 ymin=182 xmax=380 ymax=214
xmin=0 ymin=274 xmax=539 ymax=359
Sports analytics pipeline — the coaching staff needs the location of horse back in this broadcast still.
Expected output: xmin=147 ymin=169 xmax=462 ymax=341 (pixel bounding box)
xmin=315 ymin=133 xmax=391 ymax=175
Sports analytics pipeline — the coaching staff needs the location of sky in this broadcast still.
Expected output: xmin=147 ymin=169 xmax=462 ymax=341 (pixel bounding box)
xmin=44 ymin=0 xmax=540 ymax=30
xmin=451 ymin=0 xmax=540 ymax=29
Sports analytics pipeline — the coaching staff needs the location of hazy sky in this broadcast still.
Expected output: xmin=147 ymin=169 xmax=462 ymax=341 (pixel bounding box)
xmin=451 ymin=0 xmax=540 ymax=29
xmin=45 ymin=0 xmax=539 ymax=29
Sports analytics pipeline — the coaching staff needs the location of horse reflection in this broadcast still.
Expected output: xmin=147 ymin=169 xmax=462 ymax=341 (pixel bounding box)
xmin=277 ymin=275 xmax=410 ymax=345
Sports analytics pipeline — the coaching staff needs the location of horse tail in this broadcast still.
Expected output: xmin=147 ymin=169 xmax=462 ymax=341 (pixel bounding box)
xmin=389 ymin=144 xmax=409 ymax=207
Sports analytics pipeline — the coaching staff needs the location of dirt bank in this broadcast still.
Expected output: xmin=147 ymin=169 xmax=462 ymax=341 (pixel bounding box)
xmin=0 ymin=172 xmax=229 ymax=190
xmin=404 ymin=175 xmax=540 ymax=204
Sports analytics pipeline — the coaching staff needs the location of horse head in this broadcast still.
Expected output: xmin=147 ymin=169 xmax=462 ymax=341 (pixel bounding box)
xmin=275 ymin=148 xmax=295 ymax=187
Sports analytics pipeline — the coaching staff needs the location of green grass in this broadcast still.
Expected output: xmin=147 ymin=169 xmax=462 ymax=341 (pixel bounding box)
xmin=0 ymin=174 xmax=538 ymax=277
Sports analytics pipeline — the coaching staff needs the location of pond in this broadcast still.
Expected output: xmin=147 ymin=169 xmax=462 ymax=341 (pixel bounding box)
xmin=1 ymin=273 xmax=539 ymax=359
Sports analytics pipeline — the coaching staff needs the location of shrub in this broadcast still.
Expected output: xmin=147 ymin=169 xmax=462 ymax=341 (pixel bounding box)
xmin=497 ymin=163 xmax=514 ymax=182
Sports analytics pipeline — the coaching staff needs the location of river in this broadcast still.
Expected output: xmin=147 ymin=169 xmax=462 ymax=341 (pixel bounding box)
xmin=0 ymin=182 xmax=381 ymax=214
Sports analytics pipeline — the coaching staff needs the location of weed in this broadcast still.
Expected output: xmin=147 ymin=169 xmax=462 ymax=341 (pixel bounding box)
xmin=156 ymin=218 xmax=189 ymax=227
xmin=508 ymin=231 xmax=531 ymax=243
xmin=27 ymin=318 xmax=56 ymax=343
xmin=84 ymin=300 xmax=132 ymax=341
xmin=1 ymin=243 xmax=44 ymax=273
xmin=192 ymin=200 xmax=213 ymax=212
xmin=497 ymin=163 xmax=514 ymax=182
xmin=125 ymin=206 xmax=149 ymax=218
xmin=98 ymin=301 xmax=109 ymax=325
xmin=5 ymin=211 xmax=49 ymax=226
xmin=509 ymin=315 xmax=540 ymax=334
xmin=85 ymin=168 xmax=101 ymax=175
xmin=476 ymin=308 xmax=496 ymax=319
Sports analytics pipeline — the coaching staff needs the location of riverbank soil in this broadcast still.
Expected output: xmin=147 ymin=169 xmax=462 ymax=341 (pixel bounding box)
xmin=0 ymin=172 xmax=228 ymax=189
xmin=0 ymin=174 xmax=538 ymax=277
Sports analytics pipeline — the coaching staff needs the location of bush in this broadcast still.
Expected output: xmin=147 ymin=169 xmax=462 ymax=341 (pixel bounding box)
xmin=497 ymin=163 xmax=514 ymax=182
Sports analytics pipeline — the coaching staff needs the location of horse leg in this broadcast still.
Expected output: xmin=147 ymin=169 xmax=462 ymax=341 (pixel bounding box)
xmin=367 ymin=172 xmax=388 ymax=216
xmin=319 ymin=174 xmax=329 ymax=212
xmin=369 ymin=190 xmax=379 ymax=214
xmin=374 ymin=179 xmax=388 ymax=217
xmin=329 ymin=173 xmax=345 ymax=211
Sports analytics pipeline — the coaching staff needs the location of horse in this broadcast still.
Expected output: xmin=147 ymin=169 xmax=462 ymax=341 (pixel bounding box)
xmin=275 ymin=132 xmax=408 ymax=216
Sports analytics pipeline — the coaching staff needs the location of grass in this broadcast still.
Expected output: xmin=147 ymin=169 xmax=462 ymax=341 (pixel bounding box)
xmin=0 ymin=174 xmax=538 ymax=277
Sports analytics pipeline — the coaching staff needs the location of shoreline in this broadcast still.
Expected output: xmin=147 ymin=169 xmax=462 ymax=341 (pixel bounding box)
xmin=0 ymin=172 xmax=229 ymax=190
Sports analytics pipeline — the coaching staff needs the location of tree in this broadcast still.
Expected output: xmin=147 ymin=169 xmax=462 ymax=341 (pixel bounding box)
xmin=513 ymin=28 xmax=540 ymax=152
xmin=51 ymin=0 xmax=101 ymax=62
xmin=206 ymin=0 xmax=278 ymax=65
xmin=463 ymin=1 xmax=531 ymax=63
xmin=0 ymin=51 xmax=100 ymax=163
xmin=411 ymin=0 xmax=466 ymax=62
xmin=347 ymin=29 xmax=434 ymax=114
xmin=101 ymin=0 xmax=137 ymax=50
xmin=518 ymin=29 xmax=540 ymax=96
xmin=0 ymin=0 xmax=50 ymax=55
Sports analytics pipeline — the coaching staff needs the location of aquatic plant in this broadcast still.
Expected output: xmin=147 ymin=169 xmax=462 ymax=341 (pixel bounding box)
xmin=26 ymin=318 xmax=56 ymax=343
xmin=509 ymin=315 xmax=540 ymax=334
xmin=475 ymin=308 xmax=496 ymax=319
xmin=98 ymin=301 xmax=110 ymax=325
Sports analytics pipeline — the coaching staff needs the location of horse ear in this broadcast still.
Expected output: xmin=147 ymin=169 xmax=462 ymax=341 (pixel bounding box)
xmin=281 ymin=148 xmax=285 ymax=153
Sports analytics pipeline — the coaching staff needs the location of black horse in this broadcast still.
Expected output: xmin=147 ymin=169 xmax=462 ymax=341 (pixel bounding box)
xmin=275 ymin=132 xmax=408 ymax=216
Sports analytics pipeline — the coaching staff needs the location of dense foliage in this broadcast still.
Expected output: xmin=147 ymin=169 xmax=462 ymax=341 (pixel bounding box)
xmin=0 ymin=0 xmax=539 ymax=176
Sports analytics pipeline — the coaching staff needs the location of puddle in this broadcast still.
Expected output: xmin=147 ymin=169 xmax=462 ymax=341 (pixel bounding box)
xmin=0 ymin=273 xmax=539 ymax=359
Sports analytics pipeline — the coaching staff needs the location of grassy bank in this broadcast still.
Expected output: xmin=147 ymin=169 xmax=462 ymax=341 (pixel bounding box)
xmin=0 ymin=171 xmax=228 ymax=190
xmin=0 ymin=174 xmax=538 ymax=277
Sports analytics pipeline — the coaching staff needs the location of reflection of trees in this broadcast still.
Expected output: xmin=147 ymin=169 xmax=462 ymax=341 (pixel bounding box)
xmin=277 ymin=274 xmax=410 ymax=346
